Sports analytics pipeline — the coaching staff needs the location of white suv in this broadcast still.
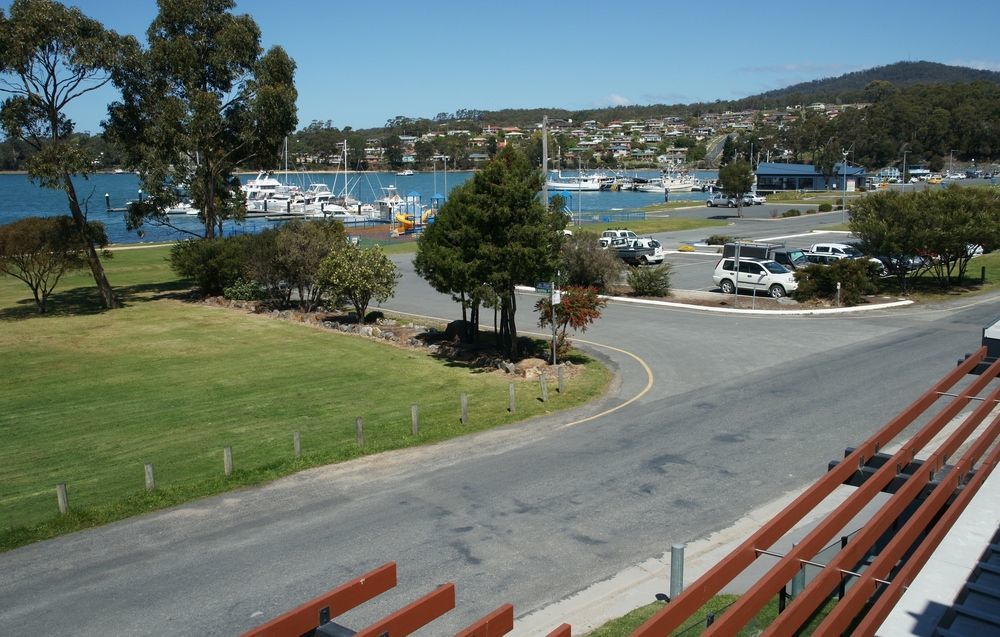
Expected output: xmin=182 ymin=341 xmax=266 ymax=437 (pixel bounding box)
xmin=713 ymin=257 xmax=798 ymax=298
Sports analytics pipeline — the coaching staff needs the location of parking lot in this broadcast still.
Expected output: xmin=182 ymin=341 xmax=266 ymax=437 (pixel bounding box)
xmin=661 ymin=230 xmax=857 ymax=292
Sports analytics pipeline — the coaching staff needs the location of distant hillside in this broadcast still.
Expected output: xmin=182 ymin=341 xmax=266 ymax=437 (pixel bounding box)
xmin=354 ymin=61 xmax=1000 ymax=134
xmin=728 ymin=61 xmax=1000 ymax=110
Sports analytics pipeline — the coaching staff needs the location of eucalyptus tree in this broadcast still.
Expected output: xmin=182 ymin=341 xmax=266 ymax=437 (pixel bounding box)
xmin=106 ymin=0 xmax=297 ymax=239
xmin=0 ymin=0 xmax=131 ymax=308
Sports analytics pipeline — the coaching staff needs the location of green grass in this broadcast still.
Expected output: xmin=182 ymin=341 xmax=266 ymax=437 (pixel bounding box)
xmin=587 ymin=594 xmax=836 ymax=636
xmin=0 ymin=246 xmax=610 ymax=550
xmin=881 ymin=251 xmax=1000 ymax=300
xmin=590 ymin=218 xmax=728 ymax=235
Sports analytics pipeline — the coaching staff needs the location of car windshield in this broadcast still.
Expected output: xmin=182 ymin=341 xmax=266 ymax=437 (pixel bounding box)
xmin=761 ymin=261 xmax=789 ymax=273
xmin=787 ymin=250 xmax=808 ymax=265
xmin=843 ymin=246 xmax=863 ymax=257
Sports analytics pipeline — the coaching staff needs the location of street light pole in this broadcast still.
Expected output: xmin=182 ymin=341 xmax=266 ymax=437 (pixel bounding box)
xmin=842 ymin=150 xmax=848 ymax=223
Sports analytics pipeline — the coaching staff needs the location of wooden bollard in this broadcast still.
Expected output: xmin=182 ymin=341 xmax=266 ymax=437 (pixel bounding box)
xmin=540 ymin=372 xmax=549 ymax=402
xmin=144 ymin=463 xmax=156 ymax=491
xmin=558 ymin=365 xmax=565 ymax=393
xmin=223 ymin=446 xmax=233 ymax=476
xmin=411 ymin=404 xmax=419 ymax=435
xmin=356 ymin=416 xmax=364 ymax=446
xmin=460 ymin=393 xmax=468 ymax=425
xmin=56 ymin=483 xmax=68 ymax=515
xmin=293 ymin=431 xmax=301 ymax=459
xmin=508 ymin=382 xmax=516 ymax=413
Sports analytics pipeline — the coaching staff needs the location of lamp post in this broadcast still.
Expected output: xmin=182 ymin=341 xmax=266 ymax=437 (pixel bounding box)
xmin=841 ymin=150 xmax=848 ymax=223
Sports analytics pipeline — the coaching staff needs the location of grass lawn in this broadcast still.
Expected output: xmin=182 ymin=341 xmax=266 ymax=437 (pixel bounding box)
xmin=587 ymin=594 xmax=835 ymax=636
xmin=884 ymin=251 xmax=1000 ymax=300
xmin=0 ymin=246 xmax=609 ymax=550
xmin=587 ymin=217 xmax=728 ymax=235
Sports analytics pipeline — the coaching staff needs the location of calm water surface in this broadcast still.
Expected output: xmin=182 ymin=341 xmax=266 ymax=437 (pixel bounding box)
xmin=0 ymin=169 xmax=717 ymax=244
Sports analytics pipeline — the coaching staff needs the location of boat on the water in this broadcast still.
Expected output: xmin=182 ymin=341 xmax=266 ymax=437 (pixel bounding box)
xmin=545 ymin=171 xmax=605 ymax=191
xmin=396 ymin=169 xmax=415 ymax=176
xmin=242 ymin=171 xmax=300 ymax=202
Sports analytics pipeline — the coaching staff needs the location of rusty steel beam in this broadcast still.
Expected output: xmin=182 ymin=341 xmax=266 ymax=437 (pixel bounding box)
xmin=544 ymin=624 xmax=572 ymax=637
xmin=353 ymin=583 xmax=456 ymax=637
xmin=819 ymin=404 xmax=1000 ymax=636
xmin=756 ymin=357 xmax=1000 ymax=637
xmin=240 ymin=562 xmax=397 ymax=637
xmin=631 ymin=348 xmax=986 ymax=637
xmin=454 ymin=604 xmax=515 ymax=637
xmin=854 ymin=437 xmax=1000 ymax=636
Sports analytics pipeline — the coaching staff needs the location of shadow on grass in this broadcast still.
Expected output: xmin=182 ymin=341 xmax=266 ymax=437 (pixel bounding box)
xmin=0 ymin=279 xmax=193 ymax=321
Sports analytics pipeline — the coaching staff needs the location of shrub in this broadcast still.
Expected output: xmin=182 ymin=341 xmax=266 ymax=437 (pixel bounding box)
xmin=559 ymin=230 xmax=624 ymax=292
xmin=793 ymin=260 xmax=878 ymax=305
xmin=169 ymin=235 xmax=256 ymax=296
xmin=627 ymin=263 xmax=673 ymax=297
xmin=706 ymin=234 xmax=733 ymax=245
xmin=817 ymin=203 xmax=833 ymax=212
xmin=223 ymin=278 xmax=266 ymax=301
xmin=781 ymin=209 xmax=802 ymax=218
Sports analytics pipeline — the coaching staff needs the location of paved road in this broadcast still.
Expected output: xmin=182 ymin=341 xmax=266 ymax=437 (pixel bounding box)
xmin=1 ymin=234 xmax=997 ymax=634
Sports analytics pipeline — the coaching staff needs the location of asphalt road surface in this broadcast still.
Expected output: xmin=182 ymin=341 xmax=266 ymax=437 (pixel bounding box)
xmin=1 ymin=225 xmax=997 ymax=635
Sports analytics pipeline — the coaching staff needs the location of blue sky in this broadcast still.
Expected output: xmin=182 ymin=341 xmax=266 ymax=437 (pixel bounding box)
xmin=11 ymin=0 xmax=1000 ymax=134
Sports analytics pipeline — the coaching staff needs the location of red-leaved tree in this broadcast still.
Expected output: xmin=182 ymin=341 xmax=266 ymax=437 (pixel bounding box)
xmin=535 ymin=285 xmax=607 ymax=357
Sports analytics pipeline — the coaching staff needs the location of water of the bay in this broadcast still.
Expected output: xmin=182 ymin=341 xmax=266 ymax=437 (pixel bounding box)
xmin=0 ymin=169 xmax=718 ymax=244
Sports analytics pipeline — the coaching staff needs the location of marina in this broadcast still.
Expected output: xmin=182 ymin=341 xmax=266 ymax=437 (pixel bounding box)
xmin=0 ymin=168 xmax=718 ymax=245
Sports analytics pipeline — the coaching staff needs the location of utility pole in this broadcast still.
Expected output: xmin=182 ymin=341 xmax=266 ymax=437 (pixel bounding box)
xmin=542 ymin=115 xmax=549 ymax=207
xmin=842 ymin=150 xmax=848 ymax=224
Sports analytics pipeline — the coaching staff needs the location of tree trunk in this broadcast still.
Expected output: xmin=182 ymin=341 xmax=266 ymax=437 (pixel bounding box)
xmin=203 ymin=161 xmax=216 ymax=239
xmin=501 ymin=288 xmax=519 ymax=359
xmin=62 ymin=174 xmax=120 ymax=309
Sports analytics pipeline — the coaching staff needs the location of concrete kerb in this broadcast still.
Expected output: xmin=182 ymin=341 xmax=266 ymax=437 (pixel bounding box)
xmin=516 ymin=285 xmax=914 ymax=316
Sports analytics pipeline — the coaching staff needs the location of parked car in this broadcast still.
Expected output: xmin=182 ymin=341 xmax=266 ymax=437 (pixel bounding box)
xmin=742 ymin=192 xmax=767 ymax=205
xmin=809 ymin=243 xmax=864 ymax=259
xmin=806 ymin=252 xmax=888 ymax=275
xmin=804 ymin=252 xmax=845 ymax=266
xmin=722 ymin=242 xmax=809 ymax=271
xmin=712 ymin=257 xmax=798 ymax=298
xmin=706 ymin=194 xmax=736 ymax=207
xmin=614 ymin=239 xmax=657 ymax=265
xmin=629 ymin=237 xmax=664 ymax=264
xmin=602 ymin=229 xmax=638 ymax=242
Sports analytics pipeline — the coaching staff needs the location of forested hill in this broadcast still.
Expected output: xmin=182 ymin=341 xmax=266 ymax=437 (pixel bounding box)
xmin=407 ymin=61 xmax=1000 ymax=130
xmin=733 ymin=61 xmax=1000 ymax=109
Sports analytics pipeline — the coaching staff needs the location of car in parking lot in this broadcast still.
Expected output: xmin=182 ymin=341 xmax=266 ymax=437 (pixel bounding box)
xmin=810 ymin=243 xmax=864 ymax=258
xmin=706 ymin=193 xmax=737 ymax=207
xmin=712 ymin=257 xmax=798 ymax=298
xmin=742 ymin=192 xmax=767 ymax=205
xmin=806 ymin=251 xmax=888 ymax=276
xmin=629 ymin=237 xmax=664 ymax=264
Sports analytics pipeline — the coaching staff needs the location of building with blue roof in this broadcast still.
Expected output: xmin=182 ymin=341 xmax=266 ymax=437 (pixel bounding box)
xmin=755 ymin=162 xmax=865 ymax=192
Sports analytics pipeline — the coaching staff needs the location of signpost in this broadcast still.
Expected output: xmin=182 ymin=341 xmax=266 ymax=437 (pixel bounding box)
xmin=536 ymin=282 xmax=560 ymax=365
